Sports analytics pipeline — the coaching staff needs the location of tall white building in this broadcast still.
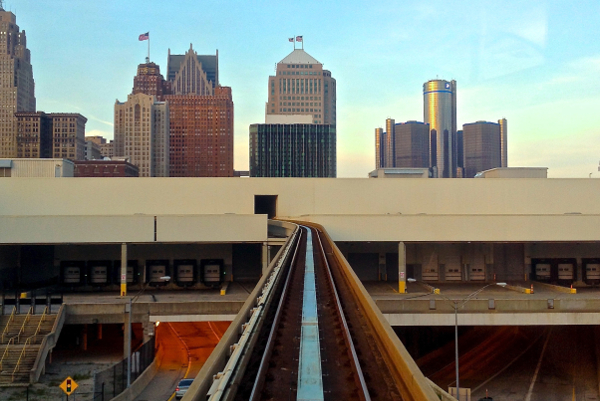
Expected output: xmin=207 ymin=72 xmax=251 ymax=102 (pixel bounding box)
xmin=114 ymin=93 xmax=169 ymax=177
xmin=0 ymin=6 xmax=35 ymax=158
xmin=266 ymin=49 xmax=336 ymax=125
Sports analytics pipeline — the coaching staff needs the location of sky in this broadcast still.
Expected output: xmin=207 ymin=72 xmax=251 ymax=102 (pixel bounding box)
xmin=8 ymin=0 xmax=600 ymax=177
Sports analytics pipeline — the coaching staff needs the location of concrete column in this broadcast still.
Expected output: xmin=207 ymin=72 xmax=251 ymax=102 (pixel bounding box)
xmin=123 ymin=306 xmax=131 ymax=360
xmin=97 ymin=323 xmax=103 ymax=340
xmin=399 ymin=242 xmax=407 ymax=293
xmin=378 ymin=253 xmax=386 ymax=281
xmin=576 ymin=257 xmax=583 ymax=285
xmin=142 ymin=316 xmax=152 ymax=343
xmin=120 ymin=243 xmax=127 ymax=297
xmin=262 ymin=242 xmax=269 ymax=275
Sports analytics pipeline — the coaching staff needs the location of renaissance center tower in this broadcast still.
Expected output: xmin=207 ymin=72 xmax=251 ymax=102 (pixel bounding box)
xmin=423 ymin=79 xmax=456 ymax=178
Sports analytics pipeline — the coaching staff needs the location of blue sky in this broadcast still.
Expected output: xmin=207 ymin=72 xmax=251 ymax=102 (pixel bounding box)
xmin=10 ymin=0 xmax=600 ymax=177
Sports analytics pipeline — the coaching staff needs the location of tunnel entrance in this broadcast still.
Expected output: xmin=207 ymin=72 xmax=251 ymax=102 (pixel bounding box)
xmin=254 ymin=195 xmax=277 ymax=219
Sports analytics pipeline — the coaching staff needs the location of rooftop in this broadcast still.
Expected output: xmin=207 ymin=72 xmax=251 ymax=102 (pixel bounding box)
xmin=279 ymin=49 xmax=321 ymax=65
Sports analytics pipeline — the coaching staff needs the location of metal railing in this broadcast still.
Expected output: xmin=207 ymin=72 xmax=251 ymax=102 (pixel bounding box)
xmin=0 ymin=336 xmax=15 ymax=371
xmin=16 ymin=306 xmax=33 ymax=343
xmin=28 ymin=306 xmax=48 ymax=344
xmin=1 ymin=306 xmax=16 ymax=343
xmin=12 ymin=336 xmax=32 ymax=382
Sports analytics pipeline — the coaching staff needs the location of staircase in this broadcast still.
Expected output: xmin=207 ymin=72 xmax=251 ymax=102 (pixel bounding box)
xmin=0 ymin=307 xmax=58 ymax=385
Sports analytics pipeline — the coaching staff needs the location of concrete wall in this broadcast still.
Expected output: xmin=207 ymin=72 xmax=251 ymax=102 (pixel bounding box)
xmin=1 ymin=177 xmax=600 ymax=243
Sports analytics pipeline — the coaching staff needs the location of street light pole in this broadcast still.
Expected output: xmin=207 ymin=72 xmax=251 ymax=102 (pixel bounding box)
xmin=443 ymin=282 xmax=507 ymax=401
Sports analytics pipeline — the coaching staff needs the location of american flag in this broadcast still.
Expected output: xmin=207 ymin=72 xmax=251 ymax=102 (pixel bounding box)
xmin=288 ymin=37 xmax=294 ymax=42
xmin=139 ymin=32 xmax=149 ymax=41
xmin=296 ymin=36 xmax=303 ymax=42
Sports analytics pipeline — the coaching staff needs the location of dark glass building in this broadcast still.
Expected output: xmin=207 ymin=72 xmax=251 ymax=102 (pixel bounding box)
xmin=462 ymin=121 xmax=502 ymax=178
xmin=249 ymin=123 xmax=336 ymax=177
xmin=394 ymin=121 xmax=430 ymax=168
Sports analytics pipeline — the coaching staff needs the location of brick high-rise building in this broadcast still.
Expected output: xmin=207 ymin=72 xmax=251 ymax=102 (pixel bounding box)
xmin=0 ymin=6 xmax=35 ymax=158
xmin=167 ymin=86 xmax=233 ymax=177
xmin=265 ymin=49 xmax=336 ymax=125
xmin=132 ymin=62 xmax=170 ymax=101
xmin=114 ymin=93 xmax=169 ymax=177
xmin=165 ymin=45 xmax=233 ymax=177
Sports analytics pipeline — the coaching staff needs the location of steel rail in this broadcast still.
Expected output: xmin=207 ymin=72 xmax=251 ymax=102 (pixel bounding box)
xmin=207 ymin=224 xmax=301 ymax=400
xmin=314 ymin=229 xmax=371 ymax=401
xmin=248 ymin=227 xmax=304 ymax=401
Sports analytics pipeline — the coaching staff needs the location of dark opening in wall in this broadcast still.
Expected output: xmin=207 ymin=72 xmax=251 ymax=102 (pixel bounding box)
xmin=254 ymin=195 xmax=278 ymax=219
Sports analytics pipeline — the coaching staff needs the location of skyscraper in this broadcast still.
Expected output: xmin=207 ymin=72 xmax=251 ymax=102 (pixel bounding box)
xmin=132 ymin=62 xmax=170 ymax=101
xmin=265 ymin=49 xmax=336 ymax=125
xmin=165 ymin=45 xmax=233 ymax=177
xmin=250 ymin=123 xmax=336 ymax=177
xmin=462 ymin=121 xmax=502 ymax=178
xmin=394 ymin=121 xmax=430 ymax=168
xmin=423 ymin=79 xmax=457 ymax=178
xmin=375 ymin=128 xmax=385 ymax=169
xmin=385 ymin=118 xmax=395 ymax=167
xmin=114 ymin=93 xmax=169 ymax=177
xmin=499 ymin=118 xmax=508 ymax=167
xmin=0 ymin=6 xmax=35 ymax=158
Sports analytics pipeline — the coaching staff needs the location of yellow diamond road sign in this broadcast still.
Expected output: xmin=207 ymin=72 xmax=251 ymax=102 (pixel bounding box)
xmin=59 ymin=376 xmax=78 ymax=395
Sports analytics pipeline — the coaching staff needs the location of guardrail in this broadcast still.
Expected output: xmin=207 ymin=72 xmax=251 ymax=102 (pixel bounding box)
xmin=12 ymin=337 xmax=32 ymax=382
xmin=30 ymin=303 xmax=66 ymax=383
xmin=1 ymin=306 xmax=16 ymax=343
xmin=0 ymin=336 xmax=15 ymax=371
xmin=16 ymin=306 xmax=33 ymax=343
xmin=183 ymin=221 xmax=299 ymax=401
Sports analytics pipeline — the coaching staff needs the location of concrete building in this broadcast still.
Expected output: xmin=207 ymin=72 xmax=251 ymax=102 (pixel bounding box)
xmin=84 ymin=139 xmax=102 ymax=160
xmin=368 ymin=168 xmax=430 ymax=178
xmin=114 ymin=93 xmax=169 ymax=177
xmin=0 ymin=158 xmax=73 ymax=177
xmin=50 ymin=113 xmax=87 ymax=161
xmin=74 ymin=160 xmax=139 ymax=177
xmin=15 ymin=112 xmax=52 ymax=158
xmin=462 ymin=120 xmax=502 ymax=178
xmin=0 ymin=6 xmax=35 ymax=158
xmin=423 ymin=79 xmax=457 ymax=178
xmin=249 ymin=123 xmax=336 ymax=177
xmin=265 ymin=49 xmax=336 ymax=125
xmin=100 ymin=140 xmax=114 ymax=158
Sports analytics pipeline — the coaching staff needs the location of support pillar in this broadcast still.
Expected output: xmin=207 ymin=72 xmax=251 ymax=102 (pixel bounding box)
xmin=262 ymin=242 xmax=269 ymax=274
xmin=97 ymin=323 xmax=103 ymax=340
xmin=124 ymin=304 xmax=131 ymax=361
xmin=399 ymin=241 xmax=407 ymax=293
xmin=120 ymin=243 xmax=127 ymax=297
xmin=378 ymin=253 xmax=386 ymax=281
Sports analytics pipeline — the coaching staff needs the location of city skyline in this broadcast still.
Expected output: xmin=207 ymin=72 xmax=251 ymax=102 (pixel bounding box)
xmin=8 ymin=0 xmax=600 ymax=177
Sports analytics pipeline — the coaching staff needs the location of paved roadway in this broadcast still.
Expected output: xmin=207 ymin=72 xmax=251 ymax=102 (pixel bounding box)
xmin=134 ymin=321 xmax=230 ymax=401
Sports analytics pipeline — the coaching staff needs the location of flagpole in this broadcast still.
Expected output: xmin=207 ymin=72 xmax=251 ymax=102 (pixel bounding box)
xmin=147 ymin=33 xmax=150 ymax=62
xmin=294 ymin=35 xmax=296 ymax=50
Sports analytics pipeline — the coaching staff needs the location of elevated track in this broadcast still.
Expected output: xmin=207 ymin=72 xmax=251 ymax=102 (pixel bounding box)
xmin=183 ymin=222 xmax=443 ymax=401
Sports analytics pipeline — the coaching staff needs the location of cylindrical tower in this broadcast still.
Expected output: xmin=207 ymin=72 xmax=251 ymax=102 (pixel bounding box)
xmin=423 ymin=79 xmax=456 ymax=178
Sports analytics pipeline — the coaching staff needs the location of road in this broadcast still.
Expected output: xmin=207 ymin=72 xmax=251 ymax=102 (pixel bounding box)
xmin=134 ymin=321 xmax=230 ymax=401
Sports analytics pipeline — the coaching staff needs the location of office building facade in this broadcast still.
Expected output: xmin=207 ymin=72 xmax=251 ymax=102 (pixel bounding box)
xmin=51 ymin=113 xmax=87 ymax=161
xmin=166 ymin=86 xmax=233 ymax=177
xmin=423 ymin=79 xmax=457 ymax=178
xmin=250 ymin=123 xmax=336 ymax=177
xmin=265 ymin=49 xmax=336 ymax=125
xmin=394 ymin=121 xmax=430 ymax=168
xmin=0 ymin=7 xmax=35 ymax=158
xmin=165 ymin=45 xmax=233 ymax=177
xmin=114 ymin=93 xmax=169 ymax=177
xmin=462 ymin=121 xmax=502 ymax=178
xmin=132 ymin=62 xmax=170 ymax=101
xmin=15 ymin=112 xmax=52 ymax=159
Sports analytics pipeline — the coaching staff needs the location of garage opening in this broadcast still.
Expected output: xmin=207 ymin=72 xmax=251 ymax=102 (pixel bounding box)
xmin=254 ymin=195 xmax=278 ymax=219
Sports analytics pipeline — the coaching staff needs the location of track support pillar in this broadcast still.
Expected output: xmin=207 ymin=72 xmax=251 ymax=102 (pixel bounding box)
xmin=399 ymin=241 xmax=407 ymax=293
